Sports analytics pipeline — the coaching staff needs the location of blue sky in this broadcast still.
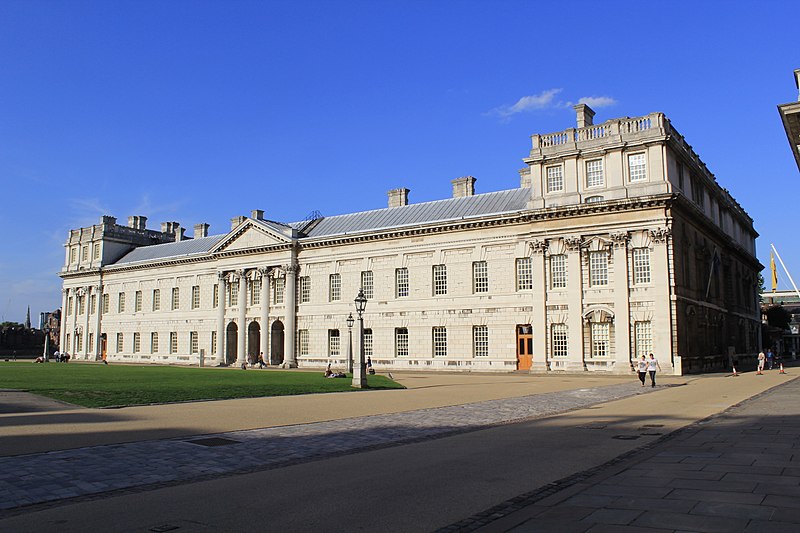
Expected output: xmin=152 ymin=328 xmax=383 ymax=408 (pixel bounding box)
xmin=0 ymin=0 xmax=797 ymax=324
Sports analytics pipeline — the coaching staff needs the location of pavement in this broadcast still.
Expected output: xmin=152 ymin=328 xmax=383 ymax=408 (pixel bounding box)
xmin=0 ymin=366 xmax=797 ymax=532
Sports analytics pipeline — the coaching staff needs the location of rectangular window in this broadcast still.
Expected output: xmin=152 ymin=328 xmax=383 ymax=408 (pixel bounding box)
xmin=102 ymin=294 xmax=109 ymax=314
xmin=171 ymin=287 xmax=180 ymax=310
xmin=116 ymin=333 xmax=123 ymax=353
xmin=632 ymin=248 xmax=651 ymax=284
xmin=81 ymin=245 xmax=89 ymax=262
xmin=229 ymin=282 xmax=239 ymax=306
xmin=433 ymin=264 xmax=447 ymax=295
xmin=586 ymin=159 xmax=604 ymax=188
xmin=152 ymin=289 xmax=160 ymax=311
xmin=67 ymin=296 xmax=73 ymax=315
xmin=90 ymin=294 xmax=96 ymax=314
xmin=88 ymin=333 xmax=94 ymax=353
xmin=273 ymin=278 xmax=284 ymax=304
xmin=250 ymin=279 xmax=261 ymax=305
xmin=473 ymin=261 xmax=488 ymax=293
xmin=546 ymin=165 xmax=564 ymax=193
xmin=190 ymin=332 xmax=198 ymax=354
xmin=151 ymin=332 xmax=159 ymax=354
xmin=692 ymin=178 xmax=705 ymax=208
xmin=133 ymin=332 xmax=141 ymax=353
xmin=473 ymin=325 xmax=489 ymax=357
xmin=628 ymin=153 xmax=647 ymax=182
xmin=516 ymin=258 xmax=532 ymax=291
xmin=635 ymin=321 xmax=653 ymax=359
xmin=433 ymin=327 xmax=447 ymax=357
xmin=298 ymin=329 xmax=309 ymax=356
xmin=66 ymin=333 xmax=70 ymax=352
xmin=76 ymin=333 xmax=83 ymax=352
xmin=211 ymin=331 xmax=216 ymax=355
xmin=395 ymin=328 xmax=409 ymax=357
xmin=300 ymin=277 xmax=311 ymax=303
xmin=170 ymin=332 xmax=178 ymax=354
xmin=213 ymin=284 xmax=219 ymax=308
xmin=396 ymin=268 xmax=409 ymax=298
xmin=591 ymin=323 xmax=609 ymax=358
xmin=589 ymin=251 xmax=609 ymax=286
xmin=363 ymin=328 xmax=373 ymax=357
xmin=678 ymin=164 xmax=684 ymax=190
xmin=192 ymin=285 xmax=201 ymax=309
xmin=328 ymin=329 xmax=340 ymax=356
xmin=135 ymin=291 xmax=142 ymax=312
xmin=118 ymin=292 xmax=125 ymax=313
xmin=551 ymin=324 xmax=568 ymax=358
xmin=329 ymin=274 xmax=341 ymax=302
xmin=70 ymin=247 xmax=77 ymax=264
xmin=550 ymin=254 xmax=567 ymax=289
xmin=77 ymin=295 xmax=84 ymax=315
xmin=93 ymin=243 xmax=101 ymax=260
xmin=361 ymin=271 xmax=374 ymax=299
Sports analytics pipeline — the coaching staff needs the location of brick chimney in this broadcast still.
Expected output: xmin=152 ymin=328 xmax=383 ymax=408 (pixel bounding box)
xmin=194 ymin=223 xmax=210 ymax=238
xmin=451 ymin=176 xmax=476 ymax=198
xmin=574 ymin=103 xmax=595 ymax=128
xmin=388 ymin=188 xmax=410 ymax=208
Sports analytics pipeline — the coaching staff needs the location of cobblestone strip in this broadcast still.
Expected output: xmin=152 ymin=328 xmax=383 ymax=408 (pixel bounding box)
xmin=0 ymin=383 xmax=657 ymax=514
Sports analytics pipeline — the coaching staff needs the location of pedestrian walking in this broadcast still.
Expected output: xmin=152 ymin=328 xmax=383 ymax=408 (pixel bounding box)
xmin=767 ymin=349 xmax=774 ymax=370
xmin=647 ymin=353 xmax=661 ymax=388
xmin=258 ymin=352 xmax=267 ymax=369
xmin=367 ymin=356 xmax=374 ymax=375
xmin=636 ymin=355 xmax=648 ymax=387
xmin=757 ymin=351 xmax=766 ymax=374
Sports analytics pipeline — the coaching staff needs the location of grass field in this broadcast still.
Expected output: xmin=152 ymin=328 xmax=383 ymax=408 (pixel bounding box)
xmin=0 ymin=362 xmax=404 ymax=408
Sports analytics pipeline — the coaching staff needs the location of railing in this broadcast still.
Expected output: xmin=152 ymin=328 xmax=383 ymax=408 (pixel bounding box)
xmin=532 ymin=113 xmax=663 ymax=149
xmin=539 ymin=131 xmax=571 ymax=147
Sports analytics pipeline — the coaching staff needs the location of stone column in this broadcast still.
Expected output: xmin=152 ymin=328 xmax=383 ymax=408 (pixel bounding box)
xmin=72 ymin=286 xmax=80 ymax=355
xmin=60 ymin=288 xmax=68 ymax=353
xmin=530 ymin=240 xmax=549 ymax=373
xmin=216 ymin=272 xmax=226 ymax=364
xmin=259 ymin=268 xmax=270 ymax=363
xmin=236 ymin=270 xmax=247 ymax=366
xmin=565 ymin=238 xmax=585 ymax=372
xmin=94 ymin=284 xmax=103 ymax=360
xmin=611 ymin=232 xmax=631 ymax=373
xmin=650 ymin=227 xmax=675 ymax=374
xmin=283 ymin=264 xmax=298 ymax=368
xmin=83 ymin=286 xmax=91 ymax=359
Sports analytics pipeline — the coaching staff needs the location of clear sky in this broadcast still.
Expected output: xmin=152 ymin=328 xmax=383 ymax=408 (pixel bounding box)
xmin=0 ymin=0 xmax=797 ymax=324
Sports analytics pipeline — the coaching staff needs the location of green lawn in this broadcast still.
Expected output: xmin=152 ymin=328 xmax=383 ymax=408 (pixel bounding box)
xmin=0 ymin=362 xmax=404 ymax=408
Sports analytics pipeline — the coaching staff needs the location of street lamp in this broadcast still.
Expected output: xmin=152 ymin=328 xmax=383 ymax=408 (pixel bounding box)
xmin=346 ymin=312 xmax=354 ymax=374
xmin=352 ymin=288 xmax=368 ymax=388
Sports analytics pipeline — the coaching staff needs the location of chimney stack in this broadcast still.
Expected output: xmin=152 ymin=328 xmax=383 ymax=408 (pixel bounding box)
xmin=160 ymin=221 xmax=178 ymax=234
xmin=230 ymin=216 xmax=247 ymax=230
xmin=573 ymin=103 xmax=595 ymax=128
xmin=388 ymin=188 xmax=410 ymax=208
xmin=194 ymin=223 xmax=210 ymax=238
xmin=174 ymin=226 xmax=185 ymax=241
xmin=251 ymin=209 xmax=264 ymax=220
xmin=451 ymin=176 xmax=476 ymax=198
xmin=127 ymin=215 xmax=147 ymax=230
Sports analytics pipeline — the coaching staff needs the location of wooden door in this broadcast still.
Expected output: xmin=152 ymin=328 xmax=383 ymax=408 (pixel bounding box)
xmin=517 ymin=324 xmax=533 ymax=370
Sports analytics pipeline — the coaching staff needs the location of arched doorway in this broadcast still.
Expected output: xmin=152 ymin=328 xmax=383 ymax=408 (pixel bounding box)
xmin=248 ymin=321 xmax=261 ymax=363
xmin=226 ymin=322 xmax=238 ymax=365
xmin=270 ymin=320 xmax=284 ymax=365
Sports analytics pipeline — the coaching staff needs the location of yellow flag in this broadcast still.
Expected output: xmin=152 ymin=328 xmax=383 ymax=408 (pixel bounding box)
xmin=771 ymin=252 xmax=778 ymax=291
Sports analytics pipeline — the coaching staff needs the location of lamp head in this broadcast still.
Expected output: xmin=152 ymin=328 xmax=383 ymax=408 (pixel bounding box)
xmin=354 ymin=288 xmax=367 ymax=315
xmin=346 ymin=313 xmax=354 ymax=328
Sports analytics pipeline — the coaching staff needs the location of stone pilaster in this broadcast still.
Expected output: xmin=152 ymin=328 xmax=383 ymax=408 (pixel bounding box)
xmin=650 ymin=227 xmax=675 ymax=374
xmin=283 ymin=263 xmax=298 ymax=368
xmin=82 ymin=286 xmax=91 ymax=359
xmin=565 ymin=237 xmax=585 ymax=372
xmin=611 ymin=232 xmax=631 ymax=373
xmin=94 ymin=285 xmax=103 ymax=360
xmin=259 ymin=268 xmax=270 ymax=363
xmin=60 ymin=288 xmax=68 ymax=352
xmin=530 ymin=239 xmax=549 ymax=373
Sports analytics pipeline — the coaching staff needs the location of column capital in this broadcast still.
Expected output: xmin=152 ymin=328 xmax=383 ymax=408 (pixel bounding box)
xmin=564 ymin=237 xmax=583 ymax=252
xmin=529 ymin=239 xmax=547 ymax=255
xmin=649 ymin=227 xmax=671 ymax=244
xmin=609 ymin=231 xmax=629 ymax=249
xmin=284 ymin=263 xmax=300 ymax=275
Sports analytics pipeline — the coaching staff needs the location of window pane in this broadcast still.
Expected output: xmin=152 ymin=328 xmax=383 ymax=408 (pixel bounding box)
xmin=473 ymin=261 xmax=488 ymax=293
xmin=586 ymin=159 xmax=604 ymax=188
xmin=589 ymin=251 xmax=609 ymax=286
xmin=516 ymin=258 xmax=532 ymax=290
xmin=547 ymin=166 xmax=563 ymax=193
xmin=550 ymin=254 xmax=567 ymax=288
xmin=473 ymin=325 xmax=488 ymax=357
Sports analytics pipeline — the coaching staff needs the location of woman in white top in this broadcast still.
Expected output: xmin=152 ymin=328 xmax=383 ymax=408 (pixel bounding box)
xmin=647 ymin=353 xmax=661 ymax=388
xmin=636 ymin=355 xmax=648 ymax=387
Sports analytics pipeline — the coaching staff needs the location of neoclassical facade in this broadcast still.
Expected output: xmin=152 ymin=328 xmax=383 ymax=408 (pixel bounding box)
xmin=59 ymin=106 xmax=761 ymax=374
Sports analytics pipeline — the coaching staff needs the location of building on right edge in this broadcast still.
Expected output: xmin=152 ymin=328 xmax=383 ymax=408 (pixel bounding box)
xmin=521 ymin=104 xmax=761 ymax=374
xmin=778 ymin=69 xmax=800 ymax=172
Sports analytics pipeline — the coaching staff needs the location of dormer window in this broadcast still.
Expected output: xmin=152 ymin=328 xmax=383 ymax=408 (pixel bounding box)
xmin=546 ymin=165 xmax=564 ymax=193
xmin=586 ymin=160 xmax=604 ymax=188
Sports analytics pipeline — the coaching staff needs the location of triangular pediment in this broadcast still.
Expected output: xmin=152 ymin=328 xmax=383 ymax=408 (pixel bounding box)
xmin=211 ymin=220 xmax=294 ymax=254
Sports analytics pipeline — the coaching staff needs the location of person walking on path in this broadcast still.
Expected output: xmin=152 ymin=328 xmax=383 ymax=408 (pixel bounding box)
xmin=636 ymin=355 xmax=648 ymax=387
xmin=757 ymin=351 xmax=766 ymax=374
xmin=767 ymin=349 xmax=774 ymax=370
xmin=647 ymin=353 xmax=661 ymax=387
xmin=258 ymin=352 xmax=267 ymax=369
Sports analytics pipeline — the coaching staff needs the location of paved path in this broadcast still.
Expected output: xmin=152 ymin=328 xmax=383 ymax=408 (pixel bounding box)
xmin=450 ymin=376 xmax=800 ymax=533
xmin=0 ymin=382 xmax=657 ymax=513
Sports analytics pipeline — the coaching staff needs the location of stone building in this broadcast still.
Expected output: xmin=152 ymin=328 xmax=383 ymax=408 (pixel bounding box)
xmin=59 ymin=106 xmax=761 ymax=374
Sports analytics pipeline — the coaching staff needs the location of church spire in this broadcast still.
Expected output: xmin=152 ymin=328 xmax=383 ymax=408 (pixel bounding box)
xmin=25 ymin=306 xmax=31 ymax=329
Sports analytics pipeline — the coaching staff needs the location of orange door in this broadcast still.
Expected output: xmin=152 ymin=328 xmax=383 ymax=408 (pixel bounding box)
xmin=517 ymin=325 xmax=533 ymax=370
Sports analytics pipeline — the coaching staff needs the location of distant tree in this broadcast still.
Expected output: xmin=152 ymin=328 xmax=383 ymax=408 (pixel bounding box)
xmin=765 ymin=305 xmax=791 ymax=330
xmin=0 ymin=322 xmax=23 ymax=329
xmin=758 ymin=273 xmax=765 ymax=301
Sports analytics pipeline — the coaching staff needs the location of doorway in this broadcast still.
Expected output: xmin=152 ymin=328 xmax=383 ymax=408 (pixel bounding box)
xmin=517 ymin=324 xmax=533 ymax=371
xmin=248 ymin=321 xmax=261 ymax=362
xmin=226 ymin=322 xmax=238 ymax=365
xmin=270 ymin=320 xmax=284 ymax=365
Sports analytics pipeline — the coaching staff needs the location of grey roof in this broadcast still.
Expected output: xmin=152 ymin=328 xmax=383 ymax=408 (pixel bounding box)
xmin=114 ymin=235 xmax=226 ymax=266
xmin=300 ymin=188 xmax=531 ymax=238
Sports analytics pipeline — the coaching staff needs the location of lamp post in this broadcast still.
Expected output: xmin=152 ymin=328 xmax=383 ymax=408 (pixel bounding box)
xmin=352 ymin=288 xmax=367 ymax=388
xmin=346 ymin=313 xmax=354 ymax=374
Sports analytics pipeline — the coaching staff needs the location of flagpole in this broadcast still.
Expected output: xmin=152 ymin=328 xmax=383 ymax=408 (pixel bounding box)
xmin=771 ymin=243 xmax=800 ymax=300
